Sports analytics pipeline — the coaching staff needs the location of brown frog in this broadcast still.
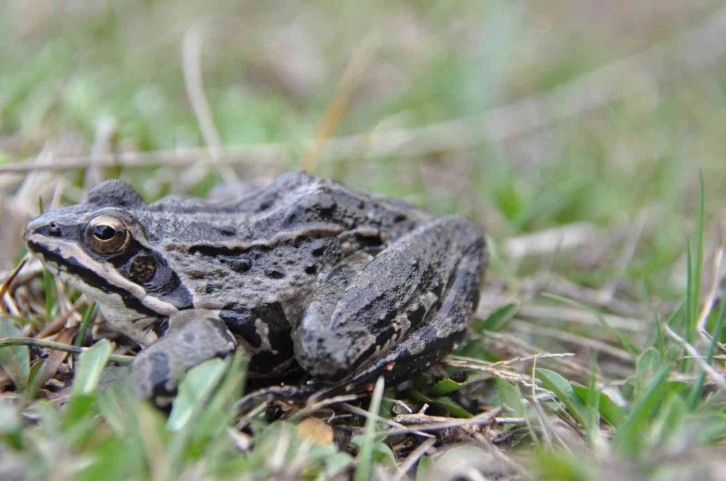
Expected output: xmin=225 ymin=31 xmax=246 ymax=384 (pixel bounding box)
xmin=25 ymin=171 xmax=486 ymax=405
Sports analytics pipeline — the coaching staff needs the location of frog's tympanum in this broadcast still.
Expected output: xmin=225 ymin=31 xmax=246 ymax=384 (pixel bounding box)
xmin=25 ymin=171 xmax=486 ymax=405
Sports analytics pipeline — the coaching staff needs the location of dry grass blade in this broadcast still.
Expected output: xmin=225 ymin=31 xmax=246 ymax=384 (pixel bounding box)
xmin=482 ymin=331 xmax=601 ymax=380
xmin=508 ymin=304 xmax=648 ymax=333
xmin=391 ymin=437 xmax=436 ymax=481
xmin=182 ymin=21 xmax=238 ymax=183
xmin=0 ymin=256 xmax=27 ymax=305
xmin=663 ymin=323 xmax=726 ymax=392
xmin=25 ymin=327 xmax=75 ymax=398
xmin=300 ymin=34 xmax=379 ymax=173
xmin=509 ymin=320 xmax=634 ymax=362
xmin=445 ymin=353 xmax=575 ymax=389
xmin=698 ymin=247 xmax=725 ymax=341
xmin=290 ymin=393 xmax=363 ymax=421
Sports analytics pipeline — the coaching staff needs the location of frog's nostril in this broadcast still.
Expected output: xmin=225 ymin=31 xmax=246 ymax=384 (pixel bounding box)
xmin=48 ymin=222 xmax=61 ymax=236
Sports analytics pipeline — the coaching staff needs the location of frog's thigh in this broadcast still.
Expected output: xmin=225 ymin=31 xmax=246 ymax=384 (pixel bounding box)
xmin=132 ymin=309 xmax=237 ymax=406
xmin=330 ymin=237 xmax=484 ymax=394
xmin=294 ymin=216 xmax=484 ymax=382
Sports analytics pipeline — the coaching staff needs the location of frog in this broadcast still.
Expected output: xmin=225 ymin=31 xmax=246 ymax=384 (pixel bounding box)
xmin=24 ymin=170 xmax=486 ymax=406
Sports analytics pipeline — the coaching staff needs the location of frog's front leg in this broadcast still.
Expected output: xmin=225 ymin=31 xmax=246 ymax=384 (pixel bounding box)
xmin=132 ymin=309 xmax=237 ymax=406
xmin=293 ymin=216 xmax=485 ymax=392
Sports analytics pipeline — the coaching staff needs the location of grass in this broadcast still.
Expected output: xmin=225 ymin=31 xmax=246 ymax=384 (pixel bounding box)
xmin=2 ymin=0 xmax=726 ymax=480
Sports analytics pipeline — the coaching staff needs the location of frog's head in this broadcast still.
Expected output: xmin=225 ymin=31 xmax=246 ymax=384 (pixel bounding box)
xmin=24 ymin=180 xmax=193 ymax=344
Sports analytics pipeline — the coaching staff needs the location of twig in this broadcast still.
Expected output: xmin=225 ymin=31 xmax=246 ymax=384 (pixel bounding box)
xmin=498 ymin=304 xmax=648 ymax=333
xmin=392 ymin=438 xmax=436 ymax=481
xmin=524 ymin=272 xmax=647 ymax=318
xmin=182 ymin=21 xmax=238 ymax=183
xmin=504 ymin=222 xmax=598 ymax=260
xmin=340 ymin=403 xmax=434 ymax=439
xmin=509 ymin=320 xmax=634 ymax=362
xmin=0 ymin=256 xmax=27 ymax=305
xmin=0 ymin=337 xmax=134 ymax=365
xmin=385 ymin=408 xmax=503 ymax=438
xmin=36 ymin=296 xmax=90 ymax=338
xmin=289 ymin=393 xmax=363 ymax=421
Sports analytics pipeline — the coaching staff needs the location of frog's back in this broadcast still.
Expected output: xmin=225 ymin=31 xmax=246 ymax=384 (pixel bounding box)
xmin=146 ymin=171 xmax=431 ymax=318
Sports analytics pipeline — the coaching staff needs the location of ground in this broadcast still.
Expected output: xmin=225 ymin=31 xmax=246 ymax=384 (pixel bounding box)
xmin=1 ymin=1 xmax=726 ymax=480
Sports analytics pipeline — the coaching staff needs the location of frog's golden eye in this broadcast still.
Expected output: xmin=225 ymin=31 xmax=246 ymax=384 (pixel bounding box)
xmin=85 ymin=215 xmax=130 ymax=255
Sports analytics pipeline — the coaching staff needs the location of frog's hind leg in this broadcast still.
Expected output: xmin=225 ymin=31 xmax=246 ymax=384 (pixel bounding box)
xmin=294 ymin=216 xmax=485 ymax=397
xmin=317 ymin=234 xmax=484 ymax=400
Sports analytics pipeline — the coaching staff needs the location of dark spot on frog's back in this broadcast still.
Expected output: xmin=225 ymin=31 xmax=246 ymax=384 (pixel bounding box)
xmin=266 ymin=267 xmax=285 ymax=279
xmin=228 ymin=258 xmax=251 ymax=273
xmin=217 ymin=226 xmax=236 ymax=237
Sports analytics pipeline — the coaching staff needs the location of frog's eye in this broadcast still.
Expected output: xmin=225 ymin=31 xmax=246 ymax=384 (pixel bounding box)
xmin=85 ymin=215 xmax=130 ymax=255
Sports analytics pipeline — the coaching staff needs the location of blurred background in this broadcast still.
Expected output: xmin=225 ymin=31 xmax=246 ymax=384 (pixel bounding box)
xmin=1 ymin=0 xmax=725 ymax=302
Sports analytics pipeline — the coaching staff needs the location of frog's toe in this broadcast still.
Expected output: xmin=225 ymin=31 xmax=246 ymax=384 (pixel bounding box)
xmin=132 ymin=349 xmax=182 ymax=408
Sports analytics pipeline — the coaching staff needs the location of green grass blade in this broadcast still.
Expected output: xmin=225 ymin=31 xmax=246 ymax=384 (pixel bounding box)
xmin=473 ymin=302 xmax=518 ymax=333
xmin=496 ymin=378 xmax=524 ymax=417
xmin=613 ymin=363 xmax=672 ymax=457
xmin=572 ymin=384 xmax=625 ymax=427
xmin=536 ymin=368 xmax=589 ymax=428
xmin=688 ymin=173 xmax=705 ymax=345
xmin=72 ymin=339 xmax=112 ymax=396
xmin=355 ymin=377 xmax=385 ymax=481
xmin=74 ymin=303 xmax=98 ymax=347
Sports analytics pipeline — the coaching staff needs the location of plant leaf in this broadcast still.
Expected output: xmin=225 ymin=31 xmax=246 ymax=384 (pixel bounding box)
xmin=496 ymin=378 xmax=524 ymax=417
xmin=167 ymin=358 xmax=227 ymax=431
xmin=0 ymin=319 xmax=29 ymax=392
xmin=613 ymin=363 xmax=672 ymax=457
xmin=473 ymin=302 xmax=518 ymax=333
xmin=429 ymin=377 xmax=466 ymax=396
xmin=571 ymin=383 xmax=625 ymax=427
xmin=433 ymin=396 xmax=473 ymax=418
xmin=535 ymin=368 xmax=588 ymax=427
xmin=73 ymin=339 xmax=112 ymax=396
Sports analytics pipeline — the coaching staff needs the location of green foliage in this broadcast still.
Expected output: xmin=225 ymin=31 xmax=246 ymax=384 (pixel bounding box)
xmin=0 ymin=318 xmax=29 ymax=392
xmin=473 ymin=302 xmax=518 ymax=333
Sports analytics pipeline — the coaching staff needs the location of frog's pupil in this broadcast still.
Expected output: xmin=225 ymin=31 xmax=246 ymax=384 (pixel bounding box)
xmin=93 ymin=225 xmax=116 ymax=240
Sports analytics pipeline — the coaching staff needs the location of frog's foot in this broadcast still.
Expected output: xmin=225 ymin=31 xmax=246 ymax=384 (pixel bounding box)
xmin=132 ymin=309 xmax=237 ymax=407
xmin=294 ymin=216 xmax=485 ymax=397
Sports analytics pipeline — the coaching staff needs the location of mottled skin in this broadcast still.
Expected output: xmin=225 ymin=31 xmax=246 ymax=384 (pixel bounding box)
xmin=25 ymin=171 xmax=486 ymax=404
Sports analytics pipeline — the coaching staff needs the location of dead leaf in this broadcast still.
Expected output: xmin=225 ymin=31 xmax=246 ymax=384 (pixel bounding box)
xmin=297 ymin=417 xmax=334 ymax=445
